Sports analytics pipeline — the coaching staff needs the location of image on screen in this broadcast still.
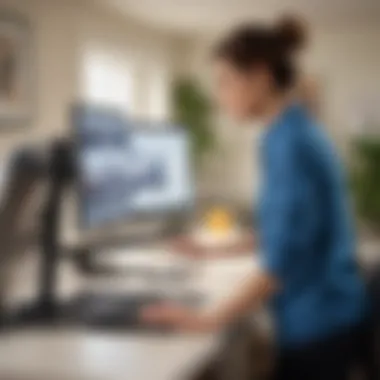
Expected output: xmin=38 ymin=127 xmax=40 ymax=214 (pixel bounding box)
xmin=74 ymin=107 xmax=193 ymax=228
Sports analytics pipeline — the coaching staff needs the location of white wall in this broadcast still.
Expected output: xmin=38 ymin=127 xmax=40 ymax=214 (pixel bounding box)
xmin=0 ymin=0 xmax=183 ymax=159
xmin=186 ymin=24 xmax=380 ymax=206
xmin=305 ymin=26 xmax=380 ymax=146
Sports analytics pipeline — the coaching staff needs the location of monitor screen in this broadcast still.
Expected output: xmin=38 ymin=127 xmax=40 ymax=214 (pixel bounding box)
xmin=73 ymin=106 xmax=194 ymax=228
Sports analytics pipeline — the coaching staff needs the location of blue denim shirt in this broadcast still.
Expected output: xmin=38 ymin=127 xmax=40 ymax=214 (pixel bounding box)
xmin=258 ymin=104 xmax=367 ymax=348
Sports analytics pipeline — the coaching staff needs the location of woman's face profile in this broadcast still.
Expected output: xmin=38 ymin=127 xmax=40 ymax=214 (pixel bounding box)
xmin=213 ymin=59 xmax=270 ymax=123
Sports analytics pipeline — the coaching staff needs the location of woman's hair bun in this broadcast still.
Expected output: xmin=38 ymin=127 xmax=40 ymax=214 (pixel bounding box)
xmin=275 ymin=15 xmax=307 ymax=53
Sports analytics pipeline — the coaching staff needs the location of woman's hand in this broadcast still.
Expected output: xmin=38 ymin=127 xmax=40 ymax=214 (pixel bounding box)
xmin=141 ymin=303 xmax=220 ymax=333
xmin=170 ymin=236 xmax=207 ymax=259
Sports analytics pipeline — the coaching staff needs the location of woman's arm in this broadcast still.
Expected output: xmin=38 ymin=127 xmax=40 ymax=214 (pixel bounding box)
xmin=208 ymin=269 xmax=278 ymax=327
xmin=171 ymin=233 xmax=255 ymax=259
xmin=142 ymin=268 xmax=278 ymax=332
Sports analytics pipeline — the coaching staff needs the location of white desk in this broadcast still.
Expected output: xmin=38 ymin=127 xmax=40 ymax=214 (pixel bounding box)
xmin=0 ymin=251 xmax=259 ymax=380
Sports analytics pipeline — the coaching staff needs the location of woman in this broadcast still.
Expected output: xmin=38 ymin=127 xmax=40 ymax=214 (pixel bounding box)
xmin=143 ymin=17 xmax=371 ymax=380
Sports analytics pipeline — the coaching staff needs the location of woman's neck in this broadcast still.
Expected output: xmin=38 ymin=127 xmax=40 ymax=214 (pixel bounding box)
xmin=260 ymin=94 xmax=291 ymax=128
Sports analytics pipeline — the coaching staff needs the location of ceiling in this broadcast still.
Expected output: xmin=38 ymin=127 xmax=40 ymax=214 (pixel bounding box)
xmin=96 ymin=0 xmax=380 ymax=37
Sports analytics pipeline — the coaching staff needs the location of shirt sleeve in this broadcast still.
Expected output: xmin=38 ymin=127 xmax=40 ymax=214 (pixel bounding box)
xmin=260 ymin=130 xmax=301 ymax=283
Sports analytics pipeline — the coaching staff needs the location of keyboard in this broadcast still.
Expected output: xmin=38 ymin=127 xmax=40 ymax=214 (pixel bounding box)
xmin=66 ymin=292 xmax=204 ymax=331
xmin=5 ymin=292 xmax=204 ymax=332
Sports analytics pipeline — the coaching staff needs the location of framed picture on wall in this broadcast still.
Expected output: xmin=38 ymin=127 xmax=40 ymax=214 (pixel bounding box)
xmin=0 ymin=10 xmax=32 ymax=126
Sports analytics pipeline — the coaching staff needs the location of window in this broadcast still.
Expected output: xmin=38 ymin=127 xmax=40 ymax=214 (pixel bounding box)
xmin=146 ymin=64 xmax=170 ymax=121
xmin=81 ymin=45 xmax=171 ymax=122
xmin=81 ymin=48 xmax=134 ymax=113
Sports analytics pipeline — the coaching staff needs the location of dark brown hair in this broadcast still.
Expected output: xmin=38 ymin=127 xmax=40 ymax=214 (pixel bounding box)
xmin=214 ymin=16 xmax=307 ymax=91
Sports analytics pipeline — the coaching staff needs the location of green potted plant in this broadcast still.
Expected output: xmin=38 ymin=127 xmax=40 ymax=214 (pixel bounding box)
xmin=172 ymin=78 xmax=218 ymax=169
xmin=350 ymin=136 xmax=380 ymax=232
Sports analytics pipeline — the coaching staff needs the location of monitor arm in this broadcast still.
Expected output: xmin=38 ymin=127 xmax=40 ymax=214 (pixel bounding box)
xmin=37 ymin=140 xmax=74 ymax=315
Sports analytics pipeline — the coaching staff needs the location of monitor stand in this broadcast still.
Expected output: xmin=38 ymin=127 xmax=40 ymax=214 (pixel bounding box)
xmin=5 ymin=139 xmax=202 ymax=331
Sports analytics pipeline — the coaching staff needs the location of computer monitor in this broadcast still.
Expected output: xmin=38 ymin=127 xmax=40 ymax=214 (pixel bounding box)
xmin=72 ymin=105 xmax=194 ymax=229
